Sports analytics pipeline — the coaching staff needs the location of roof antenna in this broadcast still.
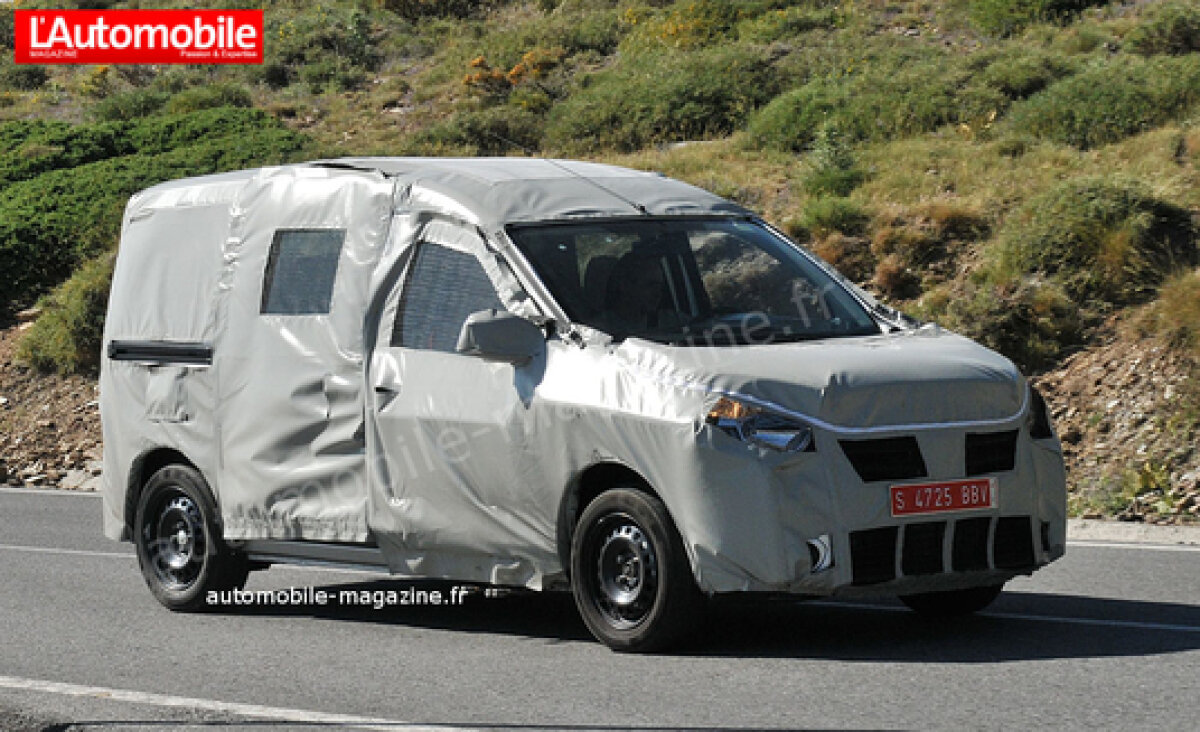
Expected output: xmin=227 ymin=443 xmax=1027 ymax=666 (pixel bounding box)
xmin=544 ymin=157 xmax=650 ymax=216
xmin=478 ymin=129 xmax=650 ymax=216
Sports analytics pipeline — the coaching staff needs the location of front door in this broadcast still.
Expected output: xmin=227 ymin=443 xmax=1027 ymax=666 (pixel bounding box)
xmin=366 ymin=227 xmax=558 ymax=587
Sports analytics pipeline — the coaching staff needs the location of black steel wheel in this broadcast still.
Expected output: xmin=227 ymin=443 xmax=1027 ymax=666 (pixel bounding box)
xmin=571 ymin=488 xmax=702 ymax=652
xmin=134 ymin=465 xmax=248 ymax=611
xmin=899 ymin=582 xmax=1005 ymax=618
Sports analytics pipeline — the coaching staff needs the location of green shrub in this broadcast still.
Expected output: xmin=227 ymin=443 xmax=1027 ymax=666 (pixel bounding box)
xmin=801 ymin=196 xmax=868 ymax=237
xmin=925 ymin=278 xmax=1083 ymax=372
xmin=997 ymin=177 xmax=1197 ymax=306
xmin=1006 ymin=56 xmax=1200 ymax=149
xmin=544 ymin=45 xmax=777 ymax=153
xmin=261 ymin=5 xmax=381 ymax=90
xmin=738 ymin=6 xmax=842 ymax=43
xmin=968 ymin=0 xmax=1109 ymax=37
xmin=91 ymin=88 xmax=170 ymax=121
xmin=164 ymin=83 xmax=253 ymax=115
xmin=0 ymin=109 xmax=306 ymax=315
xmin=0 ymin=63 xmax=49 ymax=91
xmin=382 ymin=0 xmax=505 ymax=21
xmin=1125 ymin=1 xmax=1200 ymax=56
xmin=16 ymin=254 xmax=114 ymax=376
xmin=802 ymin=122 xmax=864 ymax=196
xmin=747 ymin=59 xmax=998 ymax=150
xmin=1137 ymin=268 xmax=1200 ymax=359
xmin=411 ymin=105 xmax=544 ymax=155
xmin=974 ymin=47 xmax=1074 ymax=99
xmin=621 ymin=0 xmax=741 ymax=51
xmin=0 ymin=120 xmax=127 ymax=187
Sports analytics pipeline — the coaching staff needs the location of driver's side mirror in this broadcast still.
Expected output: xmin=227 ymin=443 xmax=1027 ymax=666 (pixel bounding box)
xmin=456 ymin=309 xmax=545 ymax=365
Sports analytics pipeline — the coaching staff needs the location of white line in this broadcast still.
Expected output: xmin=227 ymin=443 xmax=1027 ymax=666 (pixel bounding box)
xmin=811 ymin=601 xmax=1200 ymax=634
xmin=0 ymin=543 xmax=379 ymax=576
xmin=1067 ymin=539 xmax=1200 ymax=553
xmin=0 ymin=543 xmax=132 ymax=559
xmin=0 ymin=674 xmax=476 ymax=731
xmin=0 ymin=486 xmax=100 ymax=497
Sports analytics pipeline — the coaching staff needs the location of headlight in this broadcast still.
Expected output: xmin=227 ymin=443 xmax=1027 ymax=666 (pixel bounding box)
xmin=705 ymin=396 xmax=814 ymax=453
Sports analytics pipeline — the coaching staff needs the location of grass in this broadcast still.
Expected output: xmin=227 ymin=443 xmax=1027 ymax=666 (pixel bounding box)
xmin=16 ymin=254 xmax=114 ymax=376
xmin=1 ymin=0 xmax=1198 ymax=393
xmin=1004 ymin=55 xmax=1200 ymax=149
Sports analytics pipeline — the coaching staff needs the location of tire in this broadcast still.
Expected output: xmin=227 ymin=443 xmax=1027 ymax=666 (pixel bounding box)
xmin=133 ymin=465 xmax=249 ymax=611
xmin=570 ymin=488 xmax=703 ymax=652
xmin=899 ymin=582 xmax=1005 ymax=618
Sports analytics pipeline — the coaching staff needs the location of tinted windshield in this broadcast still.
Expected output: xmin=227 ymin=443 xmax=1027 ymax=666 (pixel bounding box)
xmin=508 ymin=218 xmax=880 ymax=346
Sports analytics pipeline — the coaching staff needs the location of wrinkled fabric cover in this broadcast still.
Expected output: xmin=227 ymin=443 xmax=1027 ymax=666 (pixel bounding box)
xmin=101 ymin=158 xmax=1066 ymax=596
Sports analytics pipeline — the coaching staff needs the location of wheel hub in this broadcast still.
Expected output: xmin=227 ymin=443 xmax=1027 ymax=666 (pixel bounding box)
xmin=597 ymin=523 xmax=655 ymax=610
xmin=145 ymin=493 xmax=205 ymax=589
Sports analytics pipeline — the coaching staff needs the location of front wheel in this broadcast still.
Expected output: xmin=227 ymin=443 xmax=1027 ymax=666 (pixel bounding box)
xmin=134 ymin=465 xmax=249 ymax=611
xmin=570 ymin=488 xmax=702 ymax=652
xmin=899 ymin=582 xmax=1005 ymax=618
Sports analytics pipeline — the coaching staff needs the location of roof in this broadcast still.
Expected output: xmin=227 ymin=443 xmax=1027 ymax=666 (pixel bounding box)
xmin=126 ymin=157 xmax=749 ymax=229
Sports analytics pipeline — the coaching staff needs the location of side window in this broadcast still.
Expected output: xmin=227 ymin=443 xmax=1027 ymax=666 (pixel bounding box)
xmin=392 ymin=243 xmax=505 ymax=352
xmin=261 ymin=229 xmax=345 ymax=315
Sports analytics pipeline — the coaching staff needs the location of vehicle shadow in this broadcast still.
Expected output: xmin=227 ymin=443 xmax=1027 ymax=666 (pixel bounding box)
xmin=228 ymin=576 xmax=1200 ymax=661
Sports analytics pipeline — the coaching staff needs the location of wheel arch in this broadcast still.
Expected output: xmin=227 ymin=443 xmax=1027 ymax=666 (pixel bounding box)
xmin=124 ymin=447 xmax=212 ymax=537
xmin=555 ymin=460 xmax=664 ymax=579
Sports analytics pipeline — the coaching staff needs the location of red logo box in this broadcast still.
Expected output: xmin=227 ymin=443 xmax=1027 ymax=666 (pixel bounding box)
xmin=14 ymin=9 xmax=264 ymax=65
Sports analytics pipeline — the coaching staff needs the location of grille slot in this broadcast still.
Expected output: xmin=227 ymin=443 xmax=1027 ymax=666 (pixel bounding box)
xmin=993 ymin=515 xmax=1036 ymax=569
xmin=965 ymin=430 xmax=1019 ymax=476
xmin=901 ymin=521 xmax=946 ymax=576
xmin=850 ymin=526 xmax=898 ymax=586
xmin=839 ymin=436 xmax=927 ymax=483
xmin=952 ymin=516 xmax=992 ymax=571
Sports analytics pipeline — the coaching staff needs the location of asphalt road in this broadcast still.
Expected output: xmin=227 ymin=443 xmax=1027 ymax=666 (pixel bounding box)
xmin=2 ymin=486 xmax=1198 ymax=731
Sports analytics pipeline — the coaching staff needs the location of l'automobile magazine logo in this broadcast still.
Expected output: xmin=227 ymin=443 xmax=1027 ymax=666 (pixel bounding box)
xmin=13 ymin=9 xmax=264 ymax=64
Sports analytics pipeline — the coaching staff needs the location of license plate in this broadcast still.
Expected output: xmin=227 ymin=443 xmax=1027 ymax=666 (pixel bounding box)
xmin=890 ymin=477 xmax=996 ymax=517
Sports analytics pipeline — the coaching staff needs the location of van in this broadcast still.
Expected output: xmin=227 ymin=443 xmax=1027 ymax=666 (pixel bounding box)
xmin=101 ymin=158 xmax=1067 ymax=651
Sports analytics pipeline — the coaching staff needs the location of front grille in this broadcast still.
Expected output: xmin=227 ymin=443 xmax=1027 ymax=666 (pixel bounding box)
xmin=965 ymin=430 xmax=1019 ymax=476
xmin=994 ymin=516 xmax=1036 ymax=569
xmin=850 ymin=526 xmax=898 ymax=586
xmin=851 ymin=515 xmax=1037 ymax=585
xmin=902 ymin=521 xmax=946 ymax=576
xmin=952 ymin=516 xmax=991 ymax=571
xmin=839 ymin=436 xmax=927 ymax=483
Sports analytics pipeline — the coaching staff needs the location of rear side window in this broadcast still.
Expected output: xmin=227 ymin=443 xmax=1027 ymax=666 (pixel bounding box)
xmin=392 ymin=243 xmax=504 ymax=352
xmin=261 ymin=229 xmax=346 ymax=315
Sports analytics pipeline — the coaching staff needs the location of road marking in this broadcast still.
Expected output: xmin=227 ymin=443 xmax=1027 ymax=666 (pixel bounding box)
xmin=0 ymin=486 xmax=100 ymax=497
xmin=0 ymin=543 xmax=132 ymax=559
xmin=1067 ymin=539 xmax=1200 ymax=553
xmin=0 ymin=543 xmax=379 ymax=576
xmin=812 ymin=601 xmax=1200 ymax=634
xmin=0 ymin=674 xmax=476 ymax=731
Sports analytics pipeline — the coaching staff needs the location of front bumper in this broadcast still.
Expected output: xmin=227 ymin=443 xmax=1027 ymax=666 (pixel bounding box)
xmin=677 ymin=422 xmax=1067 ymax=596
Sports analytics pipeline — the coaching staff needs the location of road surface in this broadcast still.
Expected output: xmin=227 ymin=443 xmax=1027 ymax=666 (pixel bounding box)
xmin=2 ymin=486 xmax=1198 ymax=730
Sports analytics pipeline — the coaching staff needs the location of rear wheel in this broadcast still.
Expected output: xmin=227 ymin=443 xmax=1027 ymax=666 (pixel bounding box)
xmin=899 ymin=582 xmax=1004 ymax=618
xmin=134 ymin=465 xmax=248 ymax=611
xmin=570 ymin=488 xmax=702 ymax=652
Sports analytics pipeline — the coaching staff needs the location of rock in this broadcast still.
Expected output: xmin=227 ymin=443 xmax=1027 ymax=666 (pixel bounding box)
xmin=1061 ymin=427 xmax=1082 ymax=445
xmin=25 ymin=474 xmax=46 ymax=486
xmin=79 ymin=476 xmax=101 ymax=492
xmin=58 ymin=469 xmax=92 ymax=491
xmin=16 ymin=306 xmax=42 ymax=323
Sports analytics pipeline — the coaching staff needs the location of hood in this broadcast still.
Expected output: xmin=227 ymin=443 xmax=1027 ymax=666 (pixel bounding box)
xmin=616 ymin=326 xmax=1026 ymax=431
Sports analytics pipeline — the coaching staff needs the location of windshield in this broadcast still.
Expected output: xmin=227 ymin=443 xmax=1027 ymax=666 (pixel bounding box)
xmin=507 ymin=218 xmax=881 ymax=346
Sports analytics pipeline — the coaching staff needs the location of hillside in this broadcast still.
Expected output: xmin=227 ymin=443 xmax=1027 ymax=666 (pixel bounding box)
xmin=1 ymin=0 xmax=1197 ymax=520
